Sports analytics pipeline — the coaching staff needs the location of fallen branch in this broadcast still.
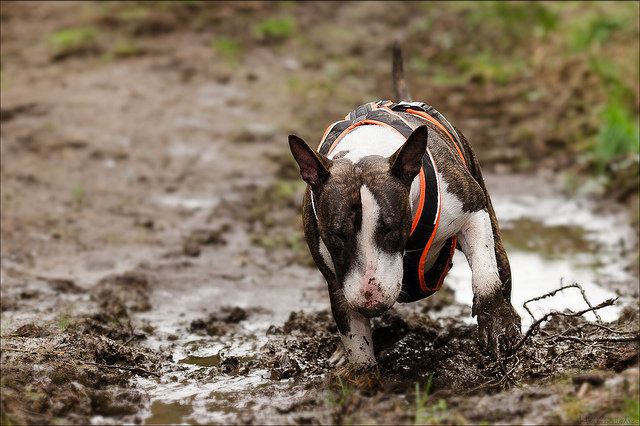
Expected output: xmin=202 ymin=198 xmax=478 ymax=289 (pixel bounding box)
xmin=79 ymin=361 xmax=160 ymax=377
xmin=509 ymin=297 xmax=618 ymax=356
xmin=523 ymin=282 xmax=602 ymax=324
xmin=549 ymin=334 xmax=639 ymax=344
xmin=1 ymin=347 xmax=39 ymax=355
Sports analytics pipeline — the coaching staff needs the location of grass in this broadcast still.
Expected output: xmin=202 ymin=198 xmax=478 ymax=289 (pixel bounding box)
xmin=625 ymin=396 xmax=640 ymax=424
xmin=72 ymin=184 xmax=84 ymax=209
xmin=58 ymin=315 xmax=71 ymax=332
xmin=253 ymin=16 xmax=295 ymax=42
xmin=415 ymin=374 xmax=448 ymax=424
xmin=326 ymin=374 xmax=355 ymax=406
xmin=47 ymin=26 xmax=97 ymax=50
xmin=593 ymin=100 xmax=640 ymax=173
xmin=210 ymin=36 xmax=242 ymax=62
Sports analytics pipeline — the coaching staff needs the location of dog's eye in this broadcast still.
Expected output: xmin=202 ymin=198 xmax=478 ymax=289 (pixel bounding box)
xmin=333 ymin=231 xmax=347 ymax=244
xmin=380 ymin=225 xmax=396 ymax=237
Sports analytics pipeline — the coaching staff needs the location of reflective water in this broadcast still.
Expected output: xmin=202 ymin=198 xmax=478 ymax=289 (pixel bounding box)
xmin=448 ymin=175 xmax=636 ymax=329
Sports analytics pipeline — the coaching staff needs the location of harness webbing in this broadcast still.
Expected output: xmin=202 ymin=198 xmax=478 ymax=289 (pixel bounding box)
xmin=313 ymin=100 xmax=466 ymax=302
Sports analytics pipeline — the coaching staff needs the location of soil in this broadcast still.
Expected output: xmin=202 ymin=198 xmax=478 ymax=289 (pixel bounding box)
xmin=1 ymin=2 xmax=638 ymax=425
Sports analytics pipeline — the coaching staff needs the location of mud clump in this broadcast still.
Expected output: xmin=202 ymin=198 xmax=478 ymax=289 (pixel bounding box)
xmin=260 ymin=310 xmax=340 ymax=379
xmin=91 ymin=270 xmax=152 ymax=313
xmin=373 ymin=312 xmax=489 ymax=392
xmin=1 ymin=311 xmax=160 ymax=425
xmin=47 ymin=278 xmax=85 ymax=294
xmin=12 ymin=322 xmax=51 ymax=338
xmin=189 ymin=306 xmax=250 ymax=336
xmin=182 ymin=226 xmax=230 ymax=257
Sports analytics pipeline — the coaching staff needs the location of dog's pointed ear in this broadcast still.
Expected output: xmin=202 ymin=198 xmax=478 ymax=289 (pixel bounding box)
xmin=389 ymin=125 xmax=428 ymax=184
xmin=289 ymin=134 xmax=332 ymax=189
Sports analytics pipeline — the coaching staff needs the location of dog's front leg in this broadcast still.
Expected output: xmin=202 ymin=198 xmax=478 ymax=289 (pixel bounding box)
xmin=327 ymin=287 xmax=376 ymax=366
xmin=457 ymin=209 xmax=521 ymax=356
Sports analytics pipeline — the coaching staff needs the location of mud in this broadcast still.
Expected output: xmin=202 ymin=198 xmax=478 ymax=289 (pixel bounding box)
xmin=1 ymin=2 xmax=639 ymax=425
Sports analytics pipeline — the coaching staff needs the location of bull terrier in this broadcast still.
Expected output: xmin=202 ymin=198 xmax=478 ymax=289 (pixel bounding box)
xmin=288 ymin=43 xmax=521 ymax=366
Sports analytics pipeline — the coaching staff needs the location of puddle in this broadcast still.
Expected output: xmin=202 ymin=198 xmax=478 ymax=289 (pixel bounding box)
xmin=134 ymin=174 xmax=638 ymax=424
xmin=154 ymin=195 xmax=220 ymax=210
xmin=446 ymin=176 xmax=637 ymax=329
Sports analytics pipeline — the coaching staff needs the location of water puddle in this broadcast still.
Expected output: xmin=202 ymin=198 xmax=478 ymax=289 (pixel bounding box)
xmin=447 ymin=176 xmax=637 ymax=329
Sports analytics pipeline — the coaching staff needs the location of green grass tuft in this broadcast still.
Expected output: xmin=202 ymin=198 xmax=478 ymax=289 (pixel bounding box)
xmin=47 ymin=26 xmax=97 ymax=49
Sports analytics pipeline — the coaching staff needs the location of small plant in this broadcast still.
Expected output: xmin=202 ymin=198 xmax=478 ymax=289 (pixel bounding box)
xmin=415 ymin=374 xmax=449 ymax=424
xmin=47 ymin=26 xmax=96 ymax=50
xmin=253 ymin=17 xmax=295 ymax=43
xmin=593 ymin=100 xmax=640 ymax=173
xmin=211 ymin=37 xmax=241 ymax=59
xmin=571 ymin=14 xmax=625 ymax=52
xmin=625 ymin=396 xmax=640 ymax=424
xmin=414 ymin=375 xmax=433 ymax=424
xmin=326 ymin=374 xmax=355 ymax=406
xmin=59 ymin=315 xmax=71 ymax=331
xmin=72 ymin=183 xmax=85 ymax=209
xmin=112 ymin=40 xmax=141 ymax=58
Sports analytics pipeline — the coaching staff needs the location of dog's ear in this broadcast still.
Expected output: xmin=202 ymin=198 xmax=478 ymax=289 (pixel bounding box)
xmin=389 ymin=125 xmax=428 ymax=184
xmin=288 ymin=134 xmax=332 ymax=189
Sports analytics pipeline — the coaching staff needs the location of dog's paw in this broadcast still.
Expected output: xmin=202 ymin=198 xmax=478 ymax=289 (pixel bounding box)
xmin=474 ymin=294 xmax=522 ymax=357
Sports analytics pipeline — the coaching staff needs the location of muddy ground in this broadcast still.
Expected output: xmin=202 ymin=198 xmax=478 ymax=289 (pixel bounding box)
xmin=1 ymin=2 xmax=639 ymax=425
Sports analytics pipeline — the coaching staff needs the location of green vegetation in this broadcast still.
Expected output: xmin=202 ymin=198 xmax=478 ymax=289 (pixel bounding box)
xmin=211 ymin=36 xmax=242 ymax=66
xmin=253 ymin=16 xmax=295 ymax=42
xmin=415 ymin=375 xmax=450 ymax=424
xmin=211 ymin=36 xmax=241 ymax=57
xmin=58 ymin=315 xmax=71 ymax=332
xmin=594 ymin=100 xmax=640 ymax=172
xmin=410 ymin=1 xmax=638 ymax=190
xmin=625 ymin=395 xmax=640 ymax=424
xmin=72 ymin=183 xmax=84 ymax=209
xmin=47 ymin=26 xmax=96 ymax=50
xmin=326 ymin=374 xmax=355 ymax=406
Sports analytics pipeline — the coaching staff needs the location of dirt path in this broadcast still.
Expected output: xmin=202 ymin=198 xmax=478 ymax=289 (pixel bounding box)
xmin=1 ymin=2 xmax=638 ymax=425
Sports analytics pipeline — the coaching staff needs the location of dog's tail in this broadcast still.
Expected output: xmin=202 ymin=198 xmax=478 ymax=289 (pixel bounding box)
xmin=393 ymin=41 xmax=413 ymax=102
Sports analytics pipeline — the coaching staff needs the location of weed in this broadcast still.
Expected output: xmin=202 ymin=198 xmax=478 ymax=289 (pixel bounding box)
xmin=47 ymin=26 xmax=96 ymax=50
xmin=414 ymin=374 xmax=433 ymax=423
xmin=72 ymin=184 xmax=84 ymax=209
xmin=326 ymin=374 xmax=355 ymax=406
xmin=625 ymin=396 xmax=640 ymax=424
xmin=112 ymin=40 xmax=141 ymax=58
xmin=572 ymin=14 xmax=626 ymax=52
xmin=211 ymin=37 xmax=241 ymax=56
xmin=117 ymin=5 xmax=150 ymax=21
xmin=465 ymin=1 xmax=558 ymax=41
xmin=253 ymin=17 xmax=295 ymax=43
xmin=211 ymin=36 xmax=242 ymax=65
xmin=59 ymin=315 xmax=71 ymax=332
xmin=414 ymin=374 xmax=451 ymax=424
xmin=593 ymin=100 xmax=640 ymax=173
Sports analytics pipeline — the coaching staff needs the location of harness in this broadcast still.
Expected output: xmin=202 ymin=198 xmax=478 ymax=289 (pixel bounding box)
xmin=314 ymin=100 xmax=467 ymax=303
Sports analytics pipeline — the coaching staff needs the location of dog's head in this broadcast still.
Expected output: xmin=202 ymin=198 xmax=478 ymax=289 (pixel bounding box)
xmin=289 ymin=125 xmax=428 ymax=317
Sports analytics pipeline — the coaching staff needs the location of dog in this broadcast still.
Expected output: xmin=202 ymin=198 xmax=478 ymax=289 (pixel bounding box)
xmin=288 ymin=43 xmax=521 ymax=365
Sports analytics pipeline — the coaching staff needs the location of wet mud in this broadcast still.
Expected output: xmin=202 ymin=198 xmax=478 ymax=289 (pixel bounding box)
xmin=1 ymin=2 xmax=638 ymax=425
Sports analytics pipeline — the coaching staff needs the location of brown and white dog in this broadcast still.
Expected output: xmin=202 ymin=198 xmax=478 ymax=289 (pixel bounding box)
xmin=288 ymin=43 xmax=521 ymax=365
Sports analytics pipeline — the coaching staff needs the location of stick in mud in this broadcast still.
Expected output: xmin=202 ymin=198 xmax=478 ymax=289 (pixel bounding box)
xmin=510 ymin=297 xmax=618 ymax=356
xmin=523 ymin=282 xmax=604 ymax=324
